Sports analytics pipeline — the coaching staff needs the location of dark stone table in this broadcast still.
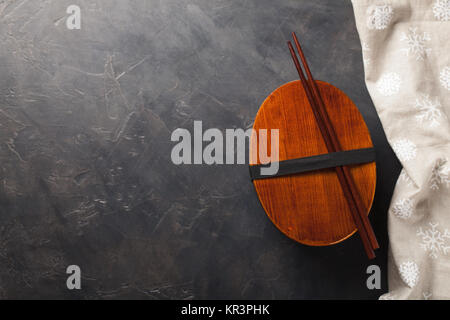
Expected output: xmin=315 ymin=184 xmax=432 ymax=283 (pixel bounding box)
xmin=0 ymin=0 xmax=401 ymax=299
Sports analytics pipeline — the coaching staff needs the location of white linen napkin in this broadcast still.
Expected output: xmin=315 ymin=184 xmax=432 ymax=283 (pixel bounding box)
xmin=351 ymin=0 xmax=450 ymax=299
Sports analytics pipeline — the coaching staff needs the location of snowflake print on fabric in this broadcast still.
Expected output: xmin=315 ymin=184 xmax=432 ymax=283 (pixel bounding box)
xmin=399 ymin=169 xmax=414 ymax=187
xmin=392 ymin=139 xmax=417 ymax=162
xmin=430 ymin=158 xmax=450 ymax=190
xmin=377 ymin=72 xmax=402 ymax=96
xmin=440 ymin=67 xmax=450 ymax=90
xmin=367 ymin=4 xmax=394 ymax=30
xmin=417 ymin=222 xmax=450 ymax=259
xmin=414 ymin=94 xmax=444 ymax=128
xmin=379 ymin=293 xmax=396 ymax=300
xmin=399 ymin=261 xmax=419 ymax=288
xmin=400 ymin=27 xmax=431 ymax=61
xmin=391 ymin=198 xmax=414 ymax=219
xmin=433 ymin=0 xmax=450 ymax=21
xmin=423 ymin=292 xmax=432 ymax=300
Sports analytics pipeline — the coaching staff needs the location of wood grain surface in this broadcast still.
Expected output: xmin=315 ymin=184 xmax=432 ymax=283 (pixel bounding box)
xmin=251 ymin=80 xmax=376 ymax=246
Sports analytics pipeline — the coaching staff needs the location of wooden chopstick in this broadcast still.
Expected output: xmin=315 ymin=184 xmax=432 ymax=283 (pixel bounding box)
xmin=291 ymin=32 xmax=379 ymax=251
xmin=287 ymin=37 xmax=377 ymax=259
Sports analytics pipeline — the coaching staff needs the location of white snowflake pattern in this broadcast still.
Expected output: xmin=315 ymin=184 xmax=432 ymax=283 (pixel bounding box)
xmin=399 ymin=169 xmax=414 ymax=187
xmin=379 ymin=293 xmax=396 ymax=300
xmin=367 ymin=4 xmax=394 ymax=30
xmin=377 ymin=72 xmax=402 ymax=96
xmin=414 ymin=94 xmax=444 ymax=128
xmin=433 ymin=0 xmax=450 ymax=21
xmin=391 ymin=198 xmax=414 ymax=219
xmin=400 ymin=27 xmax=431 ymax=61
xmin=430 ymin=158 xmax=450 ymax=190
xmin=417 ymin=222 xmax=450 ymax=259
xmin=392 ymin=139 xmax=417 ymax=162
xmin=423 ymin=291 xmax=432 ymax=300
xmin=440 ymin=67 xmax=450 ymax=90
xmin=399 ymin=261 xmax=419 ymax=288
xmin=362 ymin=42 xmax=370 ymax=51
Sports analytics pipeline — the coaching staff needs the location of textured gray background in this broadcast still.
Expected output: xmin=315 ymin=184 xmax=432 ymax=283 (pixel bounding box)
xmin=0 ymin=0 xmax=401 ymax=299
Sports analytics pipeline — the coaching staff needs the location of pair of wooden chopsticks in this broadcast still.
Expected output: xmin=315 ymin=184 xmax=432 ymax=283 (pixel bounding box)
xmin=287 ymin=32 xmax=379 ymax=259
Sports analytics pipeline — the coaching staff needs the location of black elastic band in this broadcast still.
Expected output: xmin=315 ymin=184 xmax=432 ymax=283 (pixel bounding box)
xmin=249 ymin=147 xmax=375 ymax=180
